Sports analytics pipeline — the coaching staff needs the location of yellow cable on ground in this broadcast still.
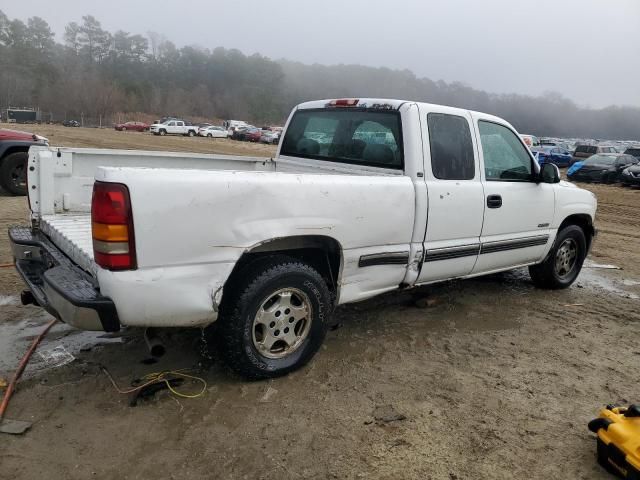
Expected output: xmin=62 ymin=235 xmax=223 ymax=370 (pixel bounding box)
xmin=101 ymin=367 xmax=206 ymax=399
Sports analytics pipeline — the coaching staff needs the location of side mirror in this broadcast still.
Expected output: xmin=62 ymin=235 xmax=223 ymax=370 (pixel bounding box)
xmin=540 ymin=163 xmax=561 ymax=183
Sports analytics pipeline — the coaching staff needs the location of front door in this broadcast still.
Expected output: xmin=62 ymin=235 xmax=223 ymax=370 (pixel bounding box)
xmin=472 ymin=117 xmax=555 ymax=274
xmin=417 ymin=106 xmax=485 ymax=284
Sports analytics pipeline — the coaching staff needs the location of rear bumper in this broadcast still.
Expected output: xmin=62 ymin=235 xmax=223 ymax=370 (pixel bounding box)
xmin=9 ymin=226 xmax=120 ymax=332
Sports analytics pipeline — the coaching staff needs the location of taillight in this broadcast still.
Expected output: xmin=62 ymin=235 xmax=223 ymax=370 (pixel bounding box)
xmin=329 ymin=98 xmax=359 ymax=107
xmin=91 ymin=181 xmax=136 ymax=270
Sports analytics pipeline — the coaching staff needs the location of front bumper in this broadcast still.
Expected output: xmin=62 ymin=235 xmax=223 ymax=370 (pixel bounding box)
xmin=8 ymin=226 xmax=120 ymax=332
xmin=622 ymin=173 xmax=640 ymax=185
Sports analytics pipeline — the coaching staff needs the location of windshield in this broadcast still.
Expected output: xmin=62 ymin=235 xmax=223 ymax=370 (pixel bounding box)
xmin=281 ymin=108 xmax=403 ymax=169
xmin=625 ymin=148 xmax=640 ymax=158
xmin=584 ymin=155 xmax=615 ymax=165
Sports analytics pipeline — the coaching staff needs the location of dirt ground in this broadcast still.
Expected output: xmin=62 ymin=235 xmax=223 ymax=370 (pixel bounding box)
xmin=0 ymin=127 xmax=639 ymax=479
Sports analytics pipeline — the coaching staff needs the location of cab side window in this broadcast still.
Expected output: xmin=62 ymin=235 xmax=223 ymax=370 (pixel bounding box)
xmin=427 ymin=113 xmax=475 ymax=180
xmin=479 ymin=121 xmax=533 ymax=182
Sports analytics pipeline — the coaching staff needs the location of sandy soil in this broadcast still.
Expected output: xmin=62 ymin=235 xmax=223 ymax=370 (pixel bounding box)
xmin=0 ymin=128 xmax=639 ymax=479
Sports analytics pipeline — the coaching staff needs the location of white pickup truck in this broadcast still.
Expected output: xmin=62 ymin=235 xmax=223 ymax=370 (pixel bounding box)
xmin=149 ymin=119 xmax=198 ymax=137
xmin=10 ymin=98 xmax=597 ymax=379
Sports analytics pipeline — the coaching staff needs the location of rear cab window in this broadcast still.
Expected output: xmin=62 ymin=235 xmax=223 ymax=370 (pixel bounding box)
xmin=280 ymin=108 xmax=403 ymax=169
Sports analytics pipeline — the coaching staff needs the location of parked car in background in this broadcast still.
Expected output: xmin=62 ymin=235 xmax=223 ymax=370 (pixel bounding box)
xmin=114 ymin=121 xmax=149 ymax=132
xmin=621 ymin=163 xmax=640 ymax=187
xmin=199 ymin=126 xmax=230 ymax=138
xmin=0 ymin=128 xmax=48 ymax=195
xmin=223 ymin=120 xmax=250 ymax=134
xmin=149 ymin=119 xmax=198 ymax=136
xmin=63 ymin=120 xmax=80 ymax=127
xmin=245 ymin=128 xmax=262 ymax=142
xmin=623 ymin=146 xmax=640 ymax=160
xmin=567 ymin=153 xmax=638 ymax=183
xmin=260 ymin=131 xmax=280 ymax=144
xmin=532 ymin=146 xmax=573 ymax=168
xmin=232 ymin=127 xmax=261 ymax=141
xmin=570 ymin=145 xmax=618 ymax=166
xmin=520 ymin=134 xmax=540 ymax=148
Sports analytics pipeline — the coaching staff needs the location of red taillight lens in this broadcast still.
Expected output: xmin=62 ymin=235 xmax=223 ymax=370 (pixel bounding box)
xmin=91 ymin=181 xmax=136 ymax=271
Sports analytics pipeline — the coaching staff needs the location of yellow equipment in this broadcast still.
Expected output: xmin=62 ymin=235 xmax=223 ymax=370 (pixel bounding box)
xmin=589 ymin=404 xmax=640 ymax=479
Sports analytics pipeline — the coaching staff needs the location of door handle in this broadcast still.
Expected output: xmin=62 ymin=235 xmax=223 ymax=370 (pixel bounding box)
xmin=487 ymin=194 xmax=502 ymax=209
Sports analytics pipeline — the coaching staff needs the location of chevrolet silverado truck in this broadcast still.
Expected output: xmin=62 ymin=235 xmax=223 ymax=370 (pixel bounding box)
xmin=149 ymin=119 xmax=198 ymax=136
xmin=9 ymin=98 xmax=597 ymax=379
xmin=0 ymin=128 xmax=48 ymax=195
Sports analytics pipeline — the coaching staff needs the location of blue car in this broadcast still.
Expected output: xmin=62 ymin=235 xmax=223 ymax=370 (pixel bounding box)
xmin=532 ymin=146 xmax=572 ymax=167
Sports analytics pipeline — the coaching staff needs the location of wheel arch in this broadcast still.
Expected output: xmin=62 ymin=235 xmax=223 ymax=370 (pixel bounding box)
xmin=0 ymin=144 xmax=30 ymax=162
xmin=558 ymin=213 xmax=595 ymax=252
xmin=223 ymin=235 xmax=343 ymax=302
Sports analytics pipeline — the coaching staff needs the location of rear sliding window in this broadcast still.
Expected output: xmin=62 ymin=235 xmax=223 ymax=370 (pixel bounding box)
xmin=280 ymin=109 xmax=403 ymax=169
xmin=427 ymin=113 xmax=475 ymax=180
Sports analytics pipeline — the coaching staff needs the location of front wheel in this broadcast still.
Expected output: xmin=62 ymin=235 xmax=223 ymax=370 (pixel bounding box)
xmin=214 ymin=256 xmax=332 ymax=379
xmin=159 ymin=129 xmax=166 ymax=136
xmin=0 ymin=151 xmax=28 ymax=195
xmin=529 ymin=225 xmax=587 ymax=289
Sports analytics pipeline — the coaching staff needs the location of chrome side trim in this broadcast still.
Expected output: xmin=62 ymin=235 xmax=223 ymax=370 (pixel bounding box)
xmin=480 ymin=235 xmax=549 ymax=255
xmin=358 ymin=251 xmax=410 ymax=267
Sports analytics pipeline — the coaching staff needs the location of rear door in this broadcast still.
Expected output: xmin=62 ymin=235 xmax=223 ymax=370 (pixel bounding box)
xmin=416 ymin=105 xmax=484 ymax=284
xmin=472 ymin=117 xmax=555 ymax=274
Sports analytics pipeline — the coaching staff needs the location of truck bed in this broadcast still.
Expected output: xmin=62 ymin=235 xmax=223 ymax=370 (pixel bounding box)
xmin=40 ymin=214 xmax=95 ymax=275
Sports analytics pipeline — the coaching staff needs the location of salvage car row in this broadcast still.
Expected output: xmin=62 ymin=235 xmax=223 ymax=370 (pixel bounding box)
xmin=111 ymin=118 xmax=283 ymax=144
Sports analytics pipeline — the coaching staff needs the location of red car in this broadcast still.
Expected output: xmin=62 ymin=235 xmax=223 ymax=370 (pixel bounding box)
xmin=114 ymin=121 xmax=149 ymax=132
xmin=244 ymin=128 xmax=262 ymax=142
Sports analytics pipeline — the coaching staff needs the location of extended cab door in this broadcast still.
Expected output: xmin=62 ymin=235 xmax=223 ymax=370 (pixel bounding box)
xmin=471 ymin=116 xmax=555 ymax=274
xmin=416 ymin=106 xmax=484 ymax=284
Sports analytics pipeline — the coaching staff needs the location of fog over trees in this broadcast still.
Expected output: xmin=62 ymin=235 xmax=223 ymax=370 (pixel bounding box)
xmin=0 ymin=10 xmax=638 ymax=140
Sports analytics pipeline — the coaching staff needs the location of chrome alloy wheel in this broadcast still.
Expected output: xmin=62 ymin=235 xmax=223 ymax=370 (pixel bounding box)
xmin=252 ymin=288 xmax=312 ymax=359
xmin=554 ymin=238 xmax=578 ymax=278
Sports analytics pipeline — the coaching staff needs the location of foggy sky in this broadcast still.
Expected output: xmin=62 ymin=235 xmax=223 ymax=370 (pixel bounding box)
xmin=4 ymin=0 xmax=639 ymax=108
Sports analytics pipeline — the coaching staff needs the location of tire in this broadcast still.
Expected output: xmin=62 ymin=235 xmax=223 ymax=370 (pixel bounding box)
xmin=188 ymin=130 xmax=195 ymax=137
xmin=159 ymin=129 xmax=166 ymax=136
xmin=207 ymin=134 xmax=212 ymax=138
xmin=529 ymin=225 xmax=587 ymax=289
xmin=0 ymin=151 xmax=28 ymax=195
xmin=122 ymin=127 xmax=127 ymax=132
xmin=214 ymin=256 xmax=332 ymax=379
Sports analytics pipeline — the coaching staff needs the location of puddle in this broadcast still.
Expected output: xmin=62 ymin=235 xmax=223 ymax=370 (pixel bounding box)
xmin=577 ymin=269 xmax=640 ymax=300
xmin=0 ymin=313 xmax=124 ymax=376
xmin=0 ymin=295 xmax=19 ymax=306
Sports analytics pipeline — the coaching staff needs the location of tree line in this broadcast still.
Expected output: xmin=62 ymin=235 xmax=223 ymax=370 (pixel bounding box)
xmin=0 ymin=10 xmax=638 ymax=140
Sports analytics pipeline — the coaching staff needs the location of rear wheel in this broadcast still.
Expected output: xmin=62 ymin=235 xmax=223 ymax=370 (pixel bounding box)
xmin=188 ymin=130 xmax=195 ymax=137
xmin=214 ymin=256 xmax=332 ymax=379
xmin=529 ymin=225 xmax=587 ymax=289
xmin=0 ymin=151 xmax=28 ymax=195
